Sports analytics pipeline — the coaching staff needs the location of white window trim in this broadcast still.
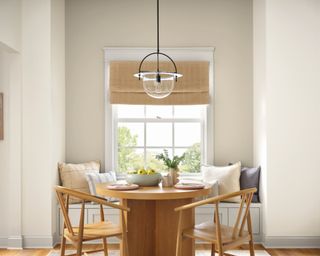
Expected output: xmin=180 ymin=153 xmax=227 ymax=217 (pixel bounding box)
xmin=114 ymin=105 xmax=206 ymax=174
xmin=104 ymin=47 xmax=215 ymax=176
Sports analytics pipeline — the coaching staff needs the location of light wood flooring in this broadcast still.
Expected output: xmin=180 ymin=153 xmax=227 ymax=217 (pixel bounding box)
xmin=0 ymin=244 xmax=319 ymax=256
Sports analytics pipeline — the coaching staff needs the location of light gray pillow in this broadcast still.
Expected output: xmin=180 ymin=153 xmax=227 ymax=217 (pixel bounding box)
xmin=85 ymin=172 xmax=118 ymax=202
xmin=201 ymin=162 xmax=241 ymax=202
xmin=204 ymin=179 xmax=219 ymax=198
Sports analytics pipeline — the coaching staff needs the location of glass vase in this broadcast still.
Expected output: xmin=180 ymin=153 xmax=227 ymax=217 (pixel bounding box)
xmin=169 ymin=168 xmax=179 ymax=185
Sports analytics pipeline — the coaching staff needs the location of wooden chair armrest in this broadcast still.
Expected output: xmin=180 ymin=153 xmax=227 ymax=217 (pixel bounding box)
xmin=175 ymin=196 xmax=218 ymax=212
xmin=175 ymin=188 xmax=257 ymax=212
xmin=55 ymin=186 xmax=130 ymax=212
xmin=93 ymin=196 xmax=130 ymax=212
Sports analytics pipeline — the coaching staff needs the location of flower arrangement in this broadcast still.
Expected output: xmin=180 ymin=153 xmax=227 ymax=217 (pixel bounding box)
xmin=155 ymin=149 xmax=185 ymax=169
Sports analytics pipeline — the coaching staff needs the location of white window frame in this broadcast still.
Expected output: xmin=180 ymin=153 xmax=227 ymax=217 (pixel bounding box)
xmin=104 ymin=47 xmax=215 ymax=177
xmin=113 ymin=105 xmax=206 ymax=173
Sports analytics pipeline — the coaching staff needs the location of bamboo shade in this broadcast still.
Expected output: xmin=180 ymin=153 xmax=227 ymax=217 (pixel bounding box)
xmin=109 ymin=61 xmax=209 ymax=105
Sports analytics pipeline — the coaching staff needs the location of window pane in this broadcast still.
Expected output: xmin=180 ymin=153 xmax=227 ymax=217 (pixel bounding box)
xmin=146 ymin=123 xmax=172 ymax=147
xmin=115 ymin=104 xmax=205 ymax=175
xmin=174 ymin=105 xmax=203 ymax=118
xmin=117 ymin=148 xmax=144 ymax=173
xmin=175 ymin=123 xmax=201 ymax=147
xmin=175 ymin=146 xmax=201 ymax=173
xmin=118 ymin=123 xmax=144 ymax=147
xmin=146 ymin=105 xmax=172 ymax=119
xmin=117 ymin=105 xmax=144 ymax=118
xmin=146 ymin=148 xmax=173 ymax=172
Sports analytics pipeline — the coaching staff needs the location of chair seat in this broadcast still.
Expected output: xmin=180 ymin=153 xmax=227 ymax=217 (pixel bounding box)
xmin=64 ymin=221 xmax=122 ymax=241
xmin=183 ymin=221 xmax=250 ymax=244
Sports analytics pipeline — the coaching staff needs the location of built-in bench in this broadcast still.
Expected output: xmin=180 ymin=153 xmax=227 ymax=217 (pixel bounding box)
xmin=57 ymin=202 xmax=262 ymax=243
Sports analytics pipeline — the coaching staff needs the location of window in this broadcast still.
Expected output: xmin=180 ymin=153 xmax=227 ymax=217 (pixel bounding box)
xmin=113 ymin=105 xmax=207 ymax=174
xmin=104 ymin=47 xmax=215 ymax=174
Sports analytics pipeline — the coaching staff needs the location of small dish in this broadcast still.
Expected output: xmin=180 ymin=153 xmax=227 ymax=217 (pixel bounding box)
xmin=174 ymin=183 xmax=205 ymax=190
xmin=107 ymin=183 xmax=139 ymax=190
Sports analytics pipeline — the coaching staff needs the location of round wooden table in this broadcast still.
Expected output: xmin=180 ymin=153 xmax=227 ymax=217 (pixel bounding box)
xmin=96 ymin=184 xmax=211 ymax=256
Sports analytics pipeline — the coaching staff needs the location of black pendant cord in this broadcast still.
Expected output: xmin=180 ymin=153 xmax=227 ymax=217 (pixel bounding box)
xmin=136 ymin=0 xmax=180 ymax=83
xmin=157 ymin=0 xmax=160 ymax=73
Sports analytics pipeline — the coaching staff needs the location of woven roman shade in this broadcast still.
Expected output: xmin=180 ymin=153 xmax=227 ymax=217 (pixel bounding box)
xmin=109 ymin=61 xmax=209 ymax=105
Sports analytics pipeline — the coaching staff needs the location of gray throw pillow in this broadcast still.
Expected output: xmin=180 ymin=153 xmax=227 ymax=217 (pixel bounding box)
xmin=240 ymin=166 xmax=261 ymax=203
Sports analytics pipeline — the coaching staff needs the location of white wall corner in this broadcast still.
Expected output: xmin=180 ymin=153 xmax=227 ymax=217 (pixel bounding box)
xmin=52 ymin=231 xmax=60 ymax=248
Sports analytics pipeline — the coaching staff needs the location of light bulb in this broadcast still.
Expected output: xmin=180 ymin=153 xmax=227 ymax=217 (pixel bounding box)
xmin=142 ymin=73 xmax=175 ymax=99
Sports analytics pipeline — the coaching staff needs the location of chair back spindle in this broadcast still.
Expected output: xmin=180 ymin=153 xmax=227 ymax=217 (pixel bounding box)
xmin=56 ymin=190 xmax=74 ymax=236
xmin=100 ymin=204 xmax=105 ymax=222
xmin=238 ymin=192 xmax=254 ymax=237
xmin=174 ymin=187 xmax=257 ymax=256
xmin=55 ymin=185 xmax=130 ymax=256
xmin=231 ymin=194 xmax=246 ymax=239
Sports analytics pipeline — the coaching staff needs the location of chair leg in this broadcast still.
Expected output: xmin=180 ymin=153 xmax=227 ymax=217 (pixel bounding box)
xmin=124 ymin=235 xmax=129 ymax=256
xmin=76 ymin=241 xmax=83 ymax=256
xmin=60 ymin=236 xmax=66 ymax=256
xmin=249 ymin=238 xmax=255 ymax=256
xmin=102 ymin=237 xmax=109 ymax=256
xmin=216 ymin=243 xmax=223 ymax=256
xmin=211 ymin=243 xmax=215 ymax=256
xmin=247 ymin=211 xmax=255 ymax=256
xmin=175 ymin=234 xmax=182 ymax=256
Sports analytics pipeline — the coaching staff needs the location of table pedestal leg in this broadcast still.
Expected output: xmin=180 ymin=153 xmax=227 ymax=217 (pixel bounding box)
xmin=120 ymin=199 xmax=155 ymax=256
xmin=120 ymin=198 xmax=194 ymax=256
xmin=155 ymin=199 xmax=194 ymax=256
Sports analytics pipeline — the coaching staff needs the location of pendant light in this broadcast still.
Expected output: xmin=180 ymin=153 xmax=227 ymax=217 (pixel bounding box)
xmin=134 ymin=0 xmax=182 ymax=99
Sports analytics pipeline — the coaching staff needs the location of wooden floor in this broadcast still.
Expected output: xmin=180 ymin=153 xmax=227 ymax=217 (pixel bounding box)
xmin=0 ymin=244 xmax=319 ymax=256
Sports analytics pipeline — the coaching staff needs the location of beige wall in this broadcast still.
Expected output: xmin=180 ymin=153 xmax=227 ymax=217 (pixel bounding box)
xmin=254 ymin=0 xmax=320 ymax=244
xmin=253 ymin=0 xmax=268 ymax=237
xmin=66 ymin=0 xmax=253 ymax=168
xmin=21 ymin=0 xmax=66 ymax=246
xmin=0 ymin=0 xmax=23 ymax=247
xmin=22 ymin=0 xmax=54 ymax=241
xmin=265 ymin=0 xmax=320 ymax=239
xmin=0 ymin=50 xmax=11 ymax=239
xmin=0 ymin=0 xmax=65 ymax=248
xmin=50 ymin=0 xmax=66 ymax=242
xmin=0 ymin=0 xmax=21 ymax=52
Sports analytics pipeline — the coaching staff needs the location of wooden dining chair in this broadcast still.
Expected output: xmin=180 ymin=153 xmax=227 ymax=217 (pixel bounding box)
xmin=175 ymin=187 xmax=257 ymax=256
xmin=55 ymin=186 xmax=130 ymax=256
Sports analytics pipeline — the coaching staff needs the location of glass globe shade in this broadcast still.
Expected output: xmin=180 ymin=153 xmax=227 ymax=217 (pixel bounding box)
xmin=142 ymin=73 xmax=175 ymax=99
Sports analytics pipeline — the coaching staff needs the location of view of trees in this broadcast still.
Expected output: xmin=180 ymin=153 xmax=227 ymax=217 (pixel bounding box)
xmin=117 ymin=126 xmax=201 ymax=173
xmin=180 ymin=143 xmax=201 ymax=173
xmin=117 ymin=127 xmax=141 ymax=172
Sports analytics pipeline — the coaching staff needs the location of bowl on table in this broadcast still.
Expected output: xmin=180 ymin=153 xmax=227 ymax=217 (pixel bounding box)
xmin=126 ymin=171 xmax=162 ymax=186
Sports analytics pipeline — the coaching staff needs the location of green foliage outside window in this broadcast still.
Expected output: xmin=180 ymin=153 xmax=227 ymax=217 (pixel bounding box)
xmin=180 ymin=143 xmax=201 ymax=173
xmin=117 ymin=127 xmax=143 ymax=172
xmin=117 ymin=126 xmax=201 ymax=173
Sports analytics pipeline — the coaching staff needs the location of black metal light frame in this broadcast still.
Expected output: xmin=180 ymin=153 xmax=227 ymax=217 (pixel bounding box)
xmin=134 ymin=0 xmax=182 ymax=82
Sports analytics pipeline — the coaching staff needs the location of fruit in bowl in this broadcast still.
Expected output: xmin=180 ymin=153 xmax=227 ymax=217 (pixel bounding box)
xmin=126 ymin=168 xmax=162 ymax=186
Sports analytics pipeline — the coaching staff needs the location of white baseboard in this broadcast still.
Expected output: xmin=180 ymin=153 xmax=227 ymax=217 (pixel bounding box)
xmin=0 ymin=235 xmax=54 ymax=249
xmin=23 ymin=235 xmax=55 ymax=248
xmin=7 ymin=236 xmax=23 ymax=249
xmin=0 ymin=236 xmax=8 ymax=248
xmin=2 ymin=234 xmax=319 ymax=249
xmin=263 ymin=235 xmax=320 ymax=248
